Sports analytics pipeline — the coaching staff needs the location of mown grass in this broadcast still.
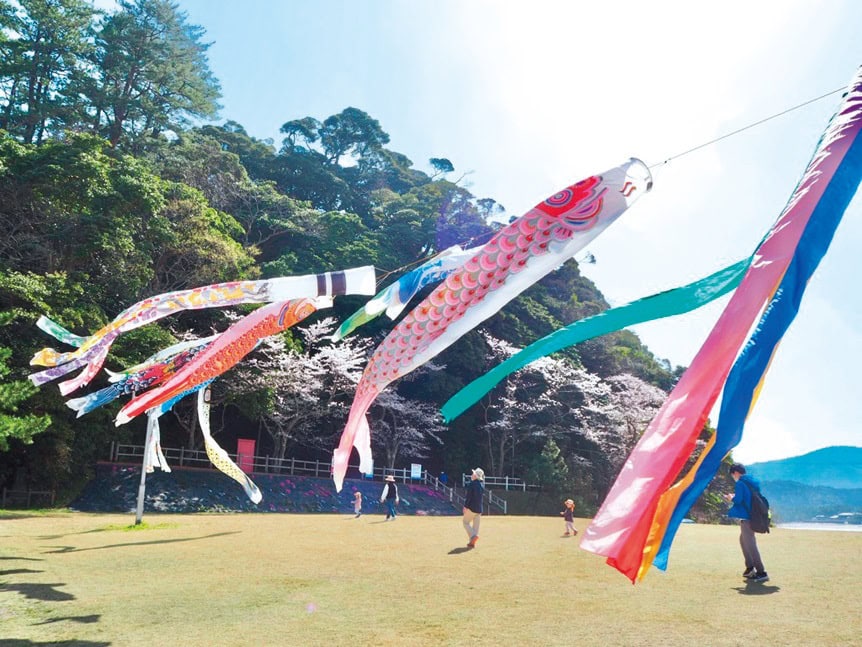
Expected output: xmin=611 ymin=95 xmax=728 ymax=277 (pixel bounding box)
xmin=1 ymin=511 xmax=860 ymax=646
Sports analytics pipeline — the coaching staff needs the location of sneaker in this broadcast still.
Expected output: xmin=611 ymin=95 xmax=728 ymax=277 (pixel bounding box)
xmin=752 ymin=572 xmax=769 ymax=583
xmin=468 ymin=535 xmax=479 ymax=548
xmin=564 ymin=532 xmax=571 ymax=536
xmin=742 ymin=568 xmax=757 ymax=579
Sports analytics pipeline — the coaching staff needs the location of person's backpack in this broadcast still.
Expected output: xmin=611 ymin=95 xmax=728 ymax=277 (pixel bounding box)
xmin=744 ymin=481 xmax=771 ymax=533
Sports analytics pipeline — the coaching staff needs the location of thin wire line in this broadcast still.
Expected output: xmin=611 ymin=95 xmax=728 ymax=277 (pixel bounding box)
xmin=649 ymin=87 xmax=846 ymax=169
xmin=374 ymin=229 xmax=496 ymax=284
xmin=377 ymin=86 xmax=847 ymax=283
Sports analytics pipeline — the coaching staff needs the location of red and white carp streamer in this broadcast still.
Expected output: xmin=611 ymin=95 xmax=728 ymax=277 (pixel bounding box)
xmin=331 ymin=159 xmax=652 ymax=491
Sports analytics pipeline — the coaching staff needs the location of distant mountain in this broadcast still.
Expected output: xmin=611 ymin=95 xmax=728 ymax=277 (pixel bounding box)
xmin=760 ymin=479 xmax=862 ymax=523
xmin=748 ymin=446 xmax=862 ymax=490
xmin=744 ymin=447 xmax=862 ymax=522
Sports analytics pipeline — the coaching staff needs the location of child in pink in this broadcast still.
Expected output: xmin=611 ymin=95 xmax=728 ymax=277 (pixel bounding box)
xmin=353 ymin=491 xmax=362 ymax=518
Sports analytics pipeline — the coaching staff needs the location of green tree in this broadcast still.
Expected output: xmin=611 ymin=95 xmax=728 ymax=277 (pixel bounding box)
xmin=525 ymin=438 xmax=570 ymax=491
xmin=0 ymin=344 xmax=51 ymax=450
xmin=0 ymin=0 xmax=95 ymax=143
xmin=86 ymin=0 xmax=220 ymax=148
xmin=318 ymin=107 xmax=389 ymax=166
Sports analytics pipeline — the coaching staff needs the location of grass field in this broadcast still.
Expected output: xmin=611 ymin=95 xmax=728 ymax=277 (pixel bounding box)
xmin=1 ymin=511 xmax=861 ymax=646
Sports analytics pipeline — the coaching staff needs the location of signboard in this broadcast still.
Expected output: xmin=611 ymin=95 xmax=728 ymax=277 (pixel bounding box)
xmin=236 ymin=439 xmax=255 ymax=474
xmin=410 ymin=463 xmax=422 ymax=479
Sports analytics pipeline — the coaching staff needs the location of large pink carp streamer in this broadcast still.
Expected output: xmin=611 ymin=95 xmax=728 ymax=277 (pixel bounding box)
xmin=580 ymin=66 xmax=862 ymax=582
xmin=331 ymin=159 xmax=653 ymax=491
xmin=29 ymin=267 xmax=375 ymax=394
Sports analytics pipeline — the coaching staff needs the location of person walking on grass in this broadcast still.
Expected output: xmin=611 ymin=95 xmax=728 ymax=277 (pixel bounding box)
xmin=463 ymin=468 xmax=484 ymax=548
xmin=560 ymin=498 xmax=577 ymax=536
xmin=380 ymin=475 xmax=399 ymax=520
xmin=724 ymin=463 xmax=769 ymax=583
xmin=353 ymin=490 xmax=362 ymax=518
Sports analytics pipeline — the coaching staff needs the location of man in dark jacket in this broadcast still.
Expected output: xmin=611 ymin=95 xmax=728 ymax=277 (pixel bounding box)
xmin=380 ymin=475 xmax=399 ymax=520
xmin=463 ymin=468 xmax=485 ymax=548
xmin=725 ymin=463 xmax=769 ymax=583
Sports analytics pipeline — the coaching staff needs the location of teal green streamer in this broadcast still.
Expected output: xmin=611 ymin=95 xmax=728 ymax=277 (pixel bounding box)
xmin=441 ymin=257 xmax=752 ymax=422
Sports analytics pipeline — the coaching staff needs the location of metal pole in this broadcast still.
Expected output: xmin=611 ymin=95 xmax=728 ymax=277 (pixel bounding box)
xmin=135 ymin=415 xmax=156 ymax=525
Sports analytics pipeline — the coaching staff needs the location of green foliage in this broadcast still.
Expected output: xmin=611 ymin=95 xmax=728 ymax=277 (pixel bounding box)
xmin=0 ymin=346 xmax=51 ymax=450
xmin=88 ymin=0 xmax=221 ymax=148
xmin=0 ymin=0 xmax=96 ymax=143
xmin=525 ymin=439 xmax=570 ymax=491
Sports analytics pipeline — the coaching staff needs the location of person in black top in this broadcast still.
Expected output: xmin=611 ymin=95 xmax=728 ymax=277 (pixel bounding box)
xmin=463 ymin=467 xmax=484 ymax=548
xmin=380 ymin=475 xmax=399 ymax=520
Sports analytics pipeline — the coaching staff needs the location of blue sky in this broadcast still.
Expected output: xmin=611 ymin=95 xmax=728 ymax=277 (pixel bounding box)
xmin=166 ymin=0 xmax=861 ymax=463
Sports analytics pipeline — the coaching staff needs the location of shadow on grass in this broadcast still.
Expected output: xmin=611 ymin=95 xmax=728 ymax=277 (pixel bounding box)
xmin=0 ymin=556 xmax=42 ymax=561
xmin=1 ymin=582 xmax=74 ymax=601
xmin=733 ymin=582 xmax=781 ymax=595
xmin=447 ymin=547 xmax=473 ymax=555
xmin=1 ymin=568 xmax=43 ymax=576
xmin=42 ymin=531 xmax=241 ymax=553
xmin=37 ymin=527 xmax=127 ymax=540
xmin=33 ymin=614 xmax=101 ymax=625
xmin=1 ymin=640 xmax=110 ymax=646
xmin=38 ymin=521 xmax=181 ymax=540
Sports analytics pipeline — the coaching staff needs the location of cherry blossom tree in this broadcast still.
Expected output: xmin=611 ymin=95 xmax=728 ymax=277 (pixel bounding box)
xmin=369 ymin=389 xmax=444 ymax=469
xmin=226 ymin=317 xmax=370 ymax=459
xmin=473 ymin=333 xmax=668 ymax=491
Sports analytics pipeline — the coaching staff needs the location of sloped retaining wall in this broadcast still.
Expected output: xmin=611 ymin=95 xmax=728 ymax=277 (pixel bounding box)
xmin=72 ymin=462 xmax=460 ymax=516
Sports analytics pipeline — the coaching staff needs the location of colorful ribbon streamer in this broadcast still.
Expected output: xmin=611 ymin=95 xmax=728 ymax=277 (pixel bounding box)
xmin=580 ymin=66 xmax=862 ymax=582
xmin=646 ymin=72 xmax=862 ymax=577
xmin=440 ymin=256 xmax=752 ymax=422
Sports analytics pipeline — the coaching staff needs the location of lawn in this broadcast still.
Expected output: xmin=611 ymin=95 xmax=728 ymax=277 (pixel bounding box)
xmin=1 ymin=511 xmax=861 ymax=646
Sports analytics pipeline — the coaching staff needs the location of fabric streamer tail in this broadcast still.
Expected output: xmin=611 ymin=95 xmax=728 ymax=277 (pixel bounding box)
xmin=441 ymin=256 xmax=752 ymax=422
xmin=645 ymin=74 xmax=862 ymax=575
xmin=332 ymin=389 xmax=377 ymax=492
xmin=36 ymin=315 xmax=86 ymax=347
xmin=65 ymin=383 xmax=125 ymax=418
xmin=580 ymin=64 xmax=862 ymax=582
xmin=143 ymin=413 xmax=171 ymax=473
xmin=197 ymin=387 xmax=262 ymax=503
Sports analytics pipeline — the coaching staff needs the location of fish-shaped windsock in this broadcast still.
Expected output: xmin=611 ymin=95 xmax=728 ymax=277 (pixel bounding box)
xmin=29 ymin=267 xmax=375 ymax=394
xmin=331 ymin=159 xmax=653 ymax=491
xmin=115 ymin=297 xmax=328 ymax=425
xmin=65 ymin=336 xmax=216 ymax=418
xmin=333 ymin=245 xmax=480 ymax=341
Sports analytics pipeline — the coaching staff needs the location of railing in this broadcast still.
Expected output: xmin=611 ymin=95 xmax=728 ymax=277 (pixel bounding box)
xmin=461 ymin=473 xmax=539 ymax=492
xmin=107 ymin=442 xmax=509 ymax=513
xmin=2 ymin=488 xmax=55 ymax=508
